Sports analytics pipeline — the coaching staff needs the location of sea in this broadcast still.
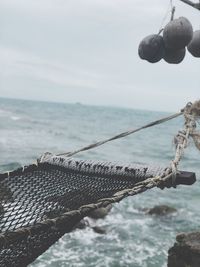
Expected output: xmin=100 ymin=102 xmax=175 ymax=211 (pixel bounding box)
xmin=0 ymin=97 xmax=199 ymax=267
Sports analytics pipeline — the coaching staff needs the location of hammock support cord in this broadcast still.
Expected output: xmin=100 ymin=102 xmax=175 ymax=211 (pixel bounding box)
xmin=0 ymin=158 xmax=196 ymax=266
xmin=0 ymin=100 xmax=199 ymax=266
xmin=57 ymin=111 xmax=183 ymax=157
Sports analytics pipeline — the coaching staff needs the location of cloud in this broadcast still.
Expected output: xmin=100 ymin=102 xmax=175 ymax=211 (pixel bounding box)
xmin=0 ymin=0 xmax=199 ymax=111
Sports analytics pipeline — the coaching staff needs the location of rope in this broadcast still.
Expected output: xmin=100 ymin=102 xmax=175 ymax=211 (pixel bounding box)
xmin=170 ymin=6 xmax=176 ymax=21
xmin=57 ymin=111 xmax=183 ymax=157
xmin=158 ymin=0 xmax=173 ymax=34
xmin=164 ymin=102 xmax=199 ymax=186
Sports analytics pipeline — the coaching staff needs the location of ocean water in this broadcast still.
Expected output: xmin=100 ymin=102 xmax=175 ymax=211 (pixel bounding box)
xmin=0 ymin=97 xmax=199 ymax=267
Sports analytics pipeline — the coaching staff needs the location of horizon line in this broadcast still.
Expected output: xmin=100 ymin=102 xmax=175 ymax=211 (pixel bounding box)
xmin=0 ymin=96 xmax=173 ymax=114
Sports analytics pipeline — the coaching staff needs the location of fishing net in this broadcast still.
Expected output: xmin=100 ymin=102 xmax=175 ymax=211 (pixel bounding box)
xmin=0 ymin=153 xmax=167 ymax=267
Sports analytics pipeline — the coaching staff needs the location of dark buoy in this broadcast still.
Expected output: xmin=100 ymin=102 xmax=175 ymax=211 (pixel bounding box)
xmin=138 ymin=34 xmax=165 ymax=63
xmin=163 ymin=47 xmax=186 ymax=64
xmin=163 ymin=17 xmax=193 ymax=50
xmin=187 ymin=30 xmax=200 ymax=58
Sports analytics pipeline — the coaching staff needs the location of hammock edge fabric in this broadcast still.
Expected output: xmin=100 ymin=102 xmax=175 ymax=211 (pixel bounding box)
xmin=0 ymin=154 xmax=168 ymax=266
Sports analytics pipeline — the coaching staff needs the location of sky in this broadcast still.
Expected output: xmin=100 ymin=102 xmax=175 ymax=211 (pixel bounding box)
xmin=0 ymin=0 xmax=199 ymax=111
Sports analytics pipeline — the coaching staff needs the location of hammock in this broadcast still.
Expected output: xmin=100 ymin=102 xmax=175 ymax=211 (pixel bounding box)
xmin=0 ymin=101 xmax=199 ymax=266
xmin=0 ymin=153 xmax=196 ymax=267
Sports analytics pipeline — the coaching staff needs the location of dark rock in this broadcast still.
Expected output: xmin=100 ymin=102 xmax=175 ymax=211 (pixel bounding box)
xmin=72 ymin=205 xmax=112 ymax=233
xmin=168 ymin=232 xmax=200 ymax=267
xmin=88 ymin=204 xmax=112 ymax=219
xmin=138 ymin=34 xmax=165 ymax=63
xmin=187 ymin=30 xmax=200 ymax=58
xmin=163 ymin=47 xmax=186 ymax=64
xmin=74 ymin=219 xmax=88 ymax=230
xmin=147 ymin=205 xmax=177 ymax=216
xmin=74 ymin=219 xmax=106 ymax=234
xmin=92 ymin=226 xmax=106 ymax=235
xmin=163 ymin=17 xmax=193 ymax=50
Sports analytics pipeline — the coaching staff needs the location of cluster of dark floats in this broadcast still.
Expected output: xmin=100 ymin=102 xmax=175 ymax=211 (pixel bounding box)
xmin=138 ymin=16 xmax=200 ymax=64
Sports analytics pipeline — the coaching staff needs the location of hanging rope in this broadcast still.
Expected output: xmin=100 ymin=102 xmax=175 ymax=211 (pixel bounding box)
xmin=158 ymin=0 xmax=173 ymax=34
xmin=57 ymin=111 xmax=183 ymax=157
xmin=164 ymin=102 xmax=198 ymax=185
xmin=170 ymin=6 xmax=176 ymax=21
xmin=158 ymin=0 xmax=176 ymax=34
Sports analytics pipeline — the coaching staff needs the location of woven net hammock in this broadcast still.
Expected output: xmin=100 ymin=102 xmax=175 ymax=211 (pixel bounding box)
xmin=0 ymin=101 xmax=199 ymax=266
xmin=0 ymin=153 xmax=180 ymax=267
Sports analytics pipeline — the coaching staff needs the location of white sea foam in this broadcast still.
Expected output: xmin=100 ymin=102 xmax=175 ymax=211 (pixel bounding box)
xmin=10 ymin=115 xmax=21 ymax=121
xmin=0 ymin=108 xmax=12 ymax=117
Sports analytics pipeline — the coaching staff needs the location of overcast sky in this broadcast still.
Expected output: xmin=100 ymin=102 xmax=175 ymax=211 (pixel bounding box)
xmin=0 ymin=0 xmax=199 ymax=111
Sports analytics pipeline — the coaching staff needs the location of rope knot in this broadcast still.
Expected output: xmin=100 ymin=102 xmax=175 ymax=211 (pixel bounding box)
xmin=184 ymin=100 xmax=200 ymax=119
xmin=174 ymin=130 xmax=187 ymax=148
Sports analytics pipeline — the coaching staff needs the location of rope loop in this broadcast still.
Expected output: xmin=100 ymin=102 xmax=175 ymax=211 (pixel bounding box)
xmin=168 ymin=100 xmax=200 ymax=186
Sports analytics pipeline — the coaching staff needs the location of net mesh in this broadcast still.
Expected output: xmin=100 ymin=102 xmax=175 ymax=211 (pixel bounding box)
xmin=0 ymin=154 xmax=166 ymax=266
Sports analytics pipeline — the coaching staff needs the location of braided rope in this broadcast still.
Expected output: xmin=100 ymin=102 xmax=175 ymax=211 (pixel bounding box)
xmin=164 ymin=102 xmax=199 ymax=186
xmin=0 ymin=173 xmax=171 ymax=248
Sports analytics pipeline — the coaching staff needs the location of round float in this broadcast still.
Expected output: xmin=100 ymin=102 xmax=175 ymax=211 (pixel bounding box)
xmin=163 ymin=17 xmax=193 ymax=50
xmin=138 ymin=34 xmax=165 ymax=63
xmin=163 ymin=47 xmax=186 ymax=64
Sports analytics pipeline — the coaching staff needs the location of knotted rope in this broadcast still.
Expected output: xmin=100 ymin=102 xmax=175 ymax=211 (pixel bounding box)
xmin=165 ymin=102 xmax=198 ymax=186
